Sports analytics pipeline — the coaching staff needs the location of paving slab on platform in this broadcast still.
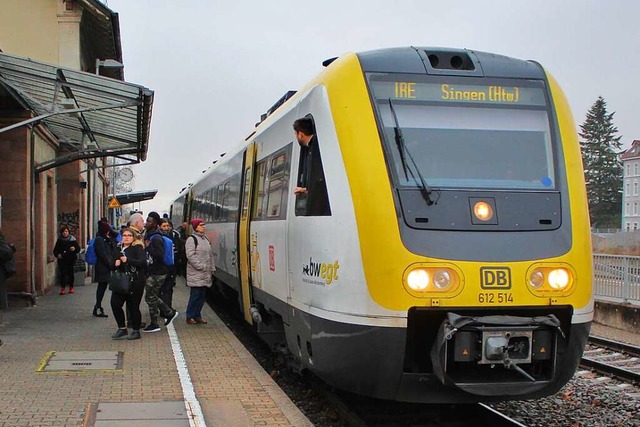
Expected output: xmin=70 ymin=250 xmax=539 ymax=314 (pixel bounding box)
xmin=38 ymin=351 xmax=122 ymax=372
xmin=86 ymin=402 xmax=190 ymax=426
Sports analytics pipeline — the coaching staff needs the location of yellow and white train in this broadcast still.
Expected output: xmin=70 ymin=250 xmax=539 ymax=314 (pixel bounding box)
xmin=171 ymin=47 xmax=593 ymax=403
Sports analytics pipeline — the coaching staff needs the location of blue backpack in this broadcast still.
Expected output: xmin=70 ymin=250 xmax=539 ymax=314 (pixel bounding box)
xmin=152 ymin=234 xmax=175 ymax=266
xmin=85 ymin=238 xmax=97 ymax=265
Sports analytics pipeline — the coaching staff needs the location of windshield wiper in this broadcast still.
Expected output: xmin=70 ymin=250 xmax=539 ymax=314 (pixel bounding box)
xmin=388 ymin=99 xmax=434 ymax=206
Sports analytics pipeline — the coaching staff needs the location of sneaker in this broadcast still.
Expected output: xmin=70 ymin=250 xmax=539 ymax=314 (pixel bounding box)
xmin=195 ymin=318 xmax=208 ymax=324
xmin=68 ymin=287 xmax=75 ymax=294
xmin=111 ymin=328 xmax=128 ymax=340
xmin=142 ymin=324 xmax=161 ymax=333
xmin=186 ymin=318 xmax=197 ymax=325
xmin=164 ymin=310 xmax=179 ymax=326
xmin=60 ymin=288 xmax=66 ymax=295
xmin=127 ymin=330 xmax=141 ymax=340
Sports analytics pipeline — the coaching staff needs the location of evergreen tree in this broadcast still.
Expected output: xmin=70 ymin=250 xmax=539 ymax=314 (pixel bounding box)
xmin=579 ymin=96 xmax=623 ymax=228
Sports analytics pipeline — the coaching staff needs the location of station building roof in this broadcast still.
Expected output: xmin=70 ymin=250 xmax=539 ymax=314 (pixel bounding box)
xmin=0 ymin=52 xmax=154 ymax=172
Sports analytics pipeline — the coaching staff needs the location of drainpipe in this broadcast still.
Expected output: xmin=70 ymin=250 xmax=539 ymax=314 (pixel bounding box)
xmin=22 ymin=126 xmax=37 ymax=305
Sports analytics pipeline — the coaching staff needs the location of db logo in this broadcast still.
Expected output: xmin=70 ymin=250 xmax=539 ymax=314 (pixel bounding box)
xmin=480 ymin=267 xmax=511 ymax=289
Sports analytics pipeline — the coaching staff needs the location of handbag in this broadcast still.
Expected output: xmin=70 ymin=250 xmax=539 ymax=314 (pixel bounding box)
xmin=108 ymin=270 xmax=132 ymax=294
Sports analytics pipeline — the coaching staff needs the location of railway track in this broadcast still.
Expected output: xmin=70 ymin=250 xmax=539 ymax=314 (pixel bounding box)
xmin=312 ymin=377 xmax=526 ymax=427
xmin=581 ymin=336 xmax=640 ymax=383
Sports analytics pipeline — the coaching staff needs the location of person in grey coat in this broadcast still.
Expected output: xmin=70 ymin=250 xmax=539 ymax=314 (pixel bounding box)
xmin=185 ymin=218 xmax=215 ymax=324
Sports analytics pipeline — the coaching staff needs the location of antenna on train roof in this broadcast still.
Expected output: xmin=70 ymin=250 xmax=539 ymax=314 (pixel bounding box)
xmin=322 ymin=57 xmax=338 ymax=67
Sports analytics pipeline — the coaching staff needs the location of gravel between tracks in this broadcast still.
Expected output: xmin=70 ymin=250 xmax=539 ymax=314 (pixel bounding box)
xmin=209 ymin=293 xmax=640 ymax=427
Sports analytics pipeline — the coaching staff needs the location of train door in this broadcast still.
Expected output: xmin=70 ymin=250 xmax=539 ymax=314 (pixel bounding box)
xmin=238 ymin=142 xmax=257 ymax=324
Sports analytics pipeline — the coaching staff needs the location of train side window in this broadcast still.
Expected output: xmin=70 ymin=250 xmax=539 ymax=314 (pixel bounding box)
xmin=210 ymin=186 xmax=218 ymax=222
xmin=226 ymin=174 xmax=240 ymax=222
xmin=222 ymin=181 xmax=231 ymax=222
xmin=266 ymin=145 xmax=291 ymax=219
xmin=252 ymin=160 xmax=268 ymax=220
xmin=205 ymin=190 xmax=213 ymax=222
xmin=214 ymin=185 xmax=223 ymax=221
xmin=295 ymin=116 xmax=331 ymax=217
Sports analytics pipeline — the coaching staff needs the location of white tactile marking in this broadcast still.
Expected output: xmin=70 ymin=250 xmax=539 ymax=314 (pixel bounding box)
xmin=167 ymin=320 xmax=207 ymax=427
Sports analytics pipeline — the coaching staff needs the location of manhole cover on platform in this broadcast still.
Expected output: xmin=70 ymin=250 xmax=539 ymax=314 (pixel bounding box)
xmin=37 ymin=351 xmax=123 ymax=372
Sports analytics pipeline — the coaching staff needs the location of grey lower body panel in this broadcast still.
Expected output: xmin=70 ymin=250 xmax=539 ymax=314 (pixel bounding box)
xmin=283 ymin=305 xmax=590 ymax=403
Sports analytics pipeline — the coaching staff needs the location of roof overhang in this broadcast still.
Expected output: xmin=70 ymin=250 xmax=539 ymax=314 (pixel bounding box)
xmin=0 ymin=52 xmax=153 ymax=173
xmin=110 ymin=189 xmax=158 ymax=205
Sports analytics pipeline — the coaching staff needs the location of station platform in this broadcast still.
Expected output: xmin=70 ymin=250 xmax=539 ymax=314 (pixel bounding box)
xmin=0 ymin=277 xmax=311 ymax=427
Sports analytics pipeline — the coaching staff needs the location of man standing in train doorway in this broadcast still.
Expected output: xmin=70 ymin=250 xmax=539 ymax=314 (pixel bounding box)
xmin=293 ymin=116 xmax=331 ymax=216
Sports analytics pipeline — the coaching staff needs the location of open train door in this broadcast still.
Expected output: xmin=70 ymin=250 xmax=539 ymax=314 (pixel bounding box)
xmin=237 ymin=142 xmax=257 ymax=324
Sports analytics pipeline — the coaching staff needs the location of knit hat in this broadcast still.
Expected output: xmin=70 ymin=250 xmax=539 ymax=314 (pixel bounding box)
xmin=147 ymin=211 xmax=161 ymax=223
xmin=191 ymin=218 xmax=205 ymax=229
xmin=98 ymin=220 xmax=112 ymax=235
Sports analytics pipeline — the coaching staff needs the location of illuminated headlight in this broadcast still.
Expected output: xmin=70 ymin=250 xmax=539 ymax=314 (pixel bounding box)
xmin=548 ymin=268 xmax=570 ymax=289
xmin=407 ymin=269 xmax=429 ymax=291
xmin=403 ymin=265 xmax=462 ymax=297
xmin=526 ymin=265 xmax=575 ymax=295
xmin=529 ymin=270 xmax=544 ymax=288
xmin=473 ymin=201 xmax=494 ymax=221
xmin=433 ymin=270 xmax=451 ymax=289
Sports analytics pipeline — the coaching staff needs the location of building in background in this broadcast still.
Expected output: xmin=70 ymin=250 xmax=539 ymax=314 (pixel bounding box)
xmin=0 ymin=0 xmax=153 ymax=305
xmin=621 ymin=140 xmax=640 ymax=231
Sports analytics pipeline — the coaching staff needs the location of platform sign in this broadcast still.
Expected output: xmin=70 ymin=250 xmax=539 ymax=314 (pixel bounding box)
xmin=107 ymin=197 xmax=121 ymax=209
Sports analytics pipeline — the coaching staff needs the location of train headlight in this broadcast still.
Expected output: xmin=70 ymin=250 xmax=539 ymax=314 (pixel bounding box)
xmin=526 ymin=264 xmax=575 ymax=296
xmin=529 ymin=270 xmax=544 ymax=288
xmin=433 ymin=270 xmax=451 ymax=289
xmin=473 ymin=201 xmax=494 ymax=222
xmin=407 ymin=269 xmax=429 ymax=291
xmin=548 ymin=268 xmax=570 ymax=289
xmin=403 ymin=264 xmax=462 ymax=297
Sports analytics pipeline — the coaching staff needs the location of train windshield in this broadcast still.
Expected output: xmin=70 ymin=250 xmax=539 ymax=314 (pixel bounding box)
xmin=369 ymin=75 xmax=556 ymax=190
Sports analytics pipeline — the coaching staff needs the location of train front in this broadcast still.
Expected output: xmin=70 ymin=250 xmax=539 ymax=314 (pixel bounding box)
xmin=333 ymin=47 xmax=593 ymax=402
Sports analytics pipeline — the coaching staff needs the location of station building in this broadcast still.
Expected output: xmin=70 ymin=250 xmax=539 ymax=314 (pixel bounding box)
xmin=0 ymin=0 xmax=154 ymax=307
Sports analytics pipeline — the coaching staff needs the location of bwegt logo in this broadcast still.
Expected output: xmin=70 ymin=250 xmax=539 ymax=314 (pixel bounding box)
xmin=302 ymin=257 xmax=340 ymax=285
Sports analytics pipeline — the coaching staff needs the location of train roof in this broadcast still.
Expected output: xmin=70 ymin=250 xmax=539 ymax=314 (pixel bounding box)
xmin=356 ymin=46 xmax=545 ymax=79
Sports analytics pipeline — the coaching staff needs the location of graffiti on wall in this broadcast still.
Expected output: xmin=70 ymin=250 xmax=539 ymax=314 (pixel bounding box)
xmin=57 ymin=210 xmax=80 ymax=236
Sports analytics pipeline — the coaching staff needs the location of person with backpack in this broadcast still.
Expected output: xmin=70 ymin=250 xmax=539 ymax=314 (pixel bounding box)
xmin=92 ymin=220 xmax=115 ymax=318
xmin=53 ymin=225 xmax=80 ymax=295
xmin=159 ymin=218 xmax=182 ymax=308
xmin=142 ymin=211 xmax=178 ymax=333
xmin=185 ymin=218 xmax=215 ymax=325
xmin=0 ymin=228 xmax=16 ymax=311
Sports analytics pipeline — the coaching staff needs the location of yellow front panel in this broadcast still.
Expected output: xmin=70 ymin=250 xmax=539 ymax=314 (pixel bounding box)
xmin=319 ymin=54 xmax=592 ymax=313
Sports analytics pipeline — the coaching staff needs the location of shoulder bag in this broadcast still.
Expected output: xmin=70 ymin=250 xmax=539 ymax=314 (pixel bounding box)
xmin=108 ymin=269 xmax=131 ymax=295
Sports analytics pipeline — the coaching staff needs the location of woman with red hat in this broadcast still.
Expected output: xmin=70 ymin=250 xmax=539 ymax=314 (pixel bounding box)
xmin=184 ymin=218 xmax=216 ymax=324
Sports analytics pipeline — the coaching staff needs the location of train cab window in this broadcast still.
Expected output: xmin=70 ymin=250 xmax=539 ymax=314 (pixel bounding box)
xmin=294 ymin=116 xmax=331 ymax=217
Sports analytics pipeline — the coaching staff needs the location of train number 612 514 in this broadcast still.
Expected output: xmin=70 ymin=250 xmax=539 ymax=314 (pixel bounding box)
xmin=478 ymin=292 xmax=514 ymax=304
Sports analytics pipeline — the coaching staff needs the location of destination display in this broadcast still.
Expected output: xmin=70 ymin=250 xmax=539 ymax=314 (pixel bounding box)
xmin=371 ymin=80 xmax=547 ymax=106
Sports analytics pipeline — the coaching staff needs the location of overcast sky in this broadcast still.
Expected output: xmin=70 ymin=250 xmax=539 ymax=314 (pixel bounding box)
xmin=106 ymin=0 xmax=640 ymax=216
